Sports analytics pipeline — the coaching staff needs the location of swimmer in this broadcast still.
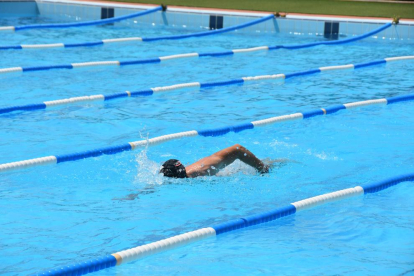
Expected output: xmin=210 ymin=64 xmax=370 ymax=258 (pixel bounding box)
xmin=160 ymin=144 xmax=271 ymax=178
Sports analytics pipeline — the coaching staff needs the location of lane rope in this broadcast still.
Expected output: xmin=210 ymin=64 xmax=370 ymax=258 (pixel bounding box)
xmin=34 ymin=172 xmax=414 ymax=275
xmin=0 ymin=15 xmax=274 ymax=50
xmin=1 ymin=92 xmax=413 ymax=173
xmin=0 ymin=23 xmax=392 ymax=75
xmin=0 ymin=6 xmax=163 ymax=32
xmin=0 ymin=55 xmax=412 ymax=117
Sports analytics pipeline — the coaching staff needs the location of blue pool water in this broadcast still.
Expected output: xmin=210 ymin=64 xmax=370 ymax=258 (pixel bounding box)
xmin=1 ymin=13 xmax=414 ymax=275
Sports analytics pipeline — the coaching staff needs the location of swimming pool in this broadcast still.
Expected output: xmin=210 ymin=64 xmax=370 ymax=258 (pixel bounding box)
xmin=1 ymin=1 xmax=414 ymax=275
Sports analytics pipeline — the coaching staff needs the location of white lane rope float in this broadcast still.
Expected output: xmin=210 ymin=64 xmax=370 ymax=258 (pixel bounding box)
xmin=33 ymin=172 xmax=414 ymax=275
xmin=0 ymin=55 xmax=412 ymax=117
xmin=0 ymin=14 xmax=274 ymax=50
xmin=0 ymin=23 xmax=392 ymax=75
xmin=0 ymin=92 xmax=413 ymax=174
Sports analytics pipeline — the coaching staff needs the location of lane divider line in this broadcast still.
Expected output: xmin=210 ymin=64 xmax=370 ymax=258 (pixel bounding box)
xmin=0 ymin=93 xmax=413 ymax=174
xmin=0 ymin=6 xmax=163 ymax=32
xmin=0 ymin=23 xmax=392 ymax=74
xmin=0 ymin=14 xmax=274 ymax=50
xmin=0 ymin=26 xmax=15 ymax=31
xmin=1 ymin=55 xmax=412 ymax=116
xmin=34 ymin=173 xmax=414 ymax=275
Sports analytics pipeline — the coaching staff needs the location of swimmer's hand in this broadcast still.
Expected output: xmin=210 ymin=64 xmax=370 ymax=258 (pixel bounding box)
xmin=258 ymin=164 xmax=270 ymax=174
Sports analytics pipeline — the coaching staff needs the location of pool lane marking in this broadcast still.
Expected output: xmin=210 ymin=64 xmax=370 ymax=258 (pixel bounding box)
xmin=102 ymin=37 xmax=143 ymax=43
xmin=0 ymin=23 xmax=392 ymax=73
xmin=0 ymin=93 xmax=413 ymax=174
xmin=21 ymin=43 xmax=65 ymax=49
xmin=71 ymin=61 xmax=120 ymax=68
xmin=35 ymin=173 xmax=414 ymax=275
xmin=0 ymin=26 xmax=15 ymax=31
xmin=0 ymin=6 xmax=163 ymax=32
xmin=0 ymin=55 xmax=413 ymax=116
xmin=0 ymin=14 xmax=274 ymax=50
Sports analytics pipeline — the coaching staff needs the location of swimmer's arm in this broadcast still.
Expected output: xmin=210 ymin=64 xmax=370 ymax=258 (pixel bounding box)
xmin=185 ymin=155 xmax=223 ymax=177
xmin=210 ymin=144 xmax=268 ymax=173
xmin=186 ymin=144 xmax=268 ymax=177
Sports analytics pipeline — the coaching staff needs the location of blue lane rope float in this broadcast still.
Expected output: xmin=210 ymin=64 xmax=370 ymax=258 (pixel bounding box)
xmin=1 ymin=56 xmax=413 ymax=116
xmin=1 ymin=92 xmax=413 ymax=174
xmin=0 ymin=6 xmax=163 ymax=32
xmin=0 ymin=23 xmax=392 ymax=75
xmin=34 ymin=172 xmax=414 ymax=275
xmin=0 ymin=14 xmax=274 ymax=51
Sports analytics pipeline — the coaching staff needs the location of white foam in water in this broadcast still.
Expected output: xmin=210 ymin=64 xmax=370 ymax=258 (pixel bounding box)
xmin=134 ymin=149 xmax=164 ymax=185
xmin=269 ymin=139 xmax=298 ymax=148
xmin=305 ymin=149 xmax=341 ymax=161
xmin=216 ymin=160 xmax=257 ymax=176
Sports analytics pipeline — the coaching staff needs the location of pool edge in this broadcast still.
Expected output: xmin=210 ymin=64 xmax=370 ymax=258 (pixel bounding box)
xmin=36 ymin=0 xmax=414 ymax=24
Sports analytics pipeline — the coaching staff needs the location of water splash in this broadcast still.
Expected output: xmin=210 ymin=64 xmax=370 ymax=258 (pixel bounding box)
xmin=269 ymin=139 xmax=298 ymax=148
xmin=134 ymin=148 xmax=164 ymax=186
xmin=216 ymin=160 xmax=257 ymax=176
xmin=305 ymin=149 xmax=340 ymax=161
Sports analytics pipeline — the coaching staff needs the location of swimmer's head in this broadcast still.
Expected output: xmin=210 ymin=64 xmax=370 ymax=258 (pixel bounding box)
xmin=160 ymin=159 xmax=187 ymax=178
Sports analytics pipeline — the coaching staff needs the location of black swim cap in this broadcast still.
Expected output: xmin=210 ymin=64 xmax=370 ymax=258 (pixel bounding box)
xmin=160 ymin=159 xmax=187 ymax=178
